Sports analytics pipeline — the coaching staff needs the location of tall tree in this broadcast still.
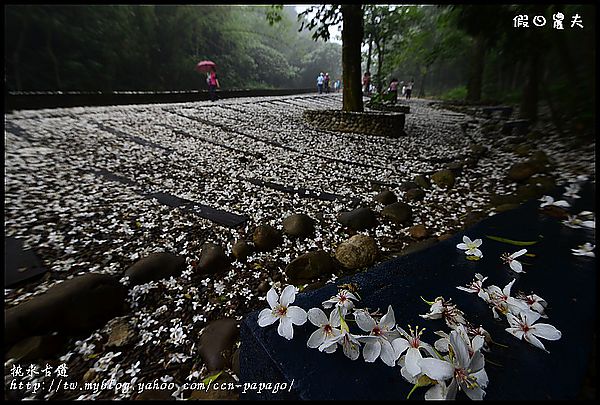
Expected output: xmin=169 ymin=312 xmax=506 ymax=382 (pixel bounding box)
xmin=299 ymin=4 xmax=364 ymax=112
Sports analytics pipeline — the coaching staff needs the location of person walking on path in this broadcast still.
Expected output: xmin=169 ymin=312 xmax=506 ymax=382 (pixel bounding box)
xmin=388 ymin=78 xmax=399 ymax=104
xmin=362 ymin=71 xmax=371 ymax=96
xmin=324 ymin=73 xmax=330 ymax=94
xmin=405 ymin=79 xmax=414 ymax=100
xmin=207 ymin=67 xmax=220 ymax=101
xmin=317 ymin=72 xmax=324 ymax=94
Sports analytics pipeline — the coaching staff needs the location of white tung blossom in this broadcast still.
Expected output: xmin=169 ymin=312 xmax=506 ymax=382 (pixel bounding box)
xmin=539 ymin=195 xmax=571 ymax=208
xmin=571 ymin=242 xmax=595 ymax=257
xmin=355 ymin=305 xmax=400 ymax=367
xmin=306 ymin=308 xmax=341 ymax=354
xmin=501 ymin=248 xmax=528 ymax=273
xmin=258 ymin=285 xmax=307 ymax=340
xmin=322 ymin=289 xmax=359 ymax=316
xmin=456 ymin=236 xmax=483 ymax=258
xmin=505 ymin=309 xmax=561 ymax=353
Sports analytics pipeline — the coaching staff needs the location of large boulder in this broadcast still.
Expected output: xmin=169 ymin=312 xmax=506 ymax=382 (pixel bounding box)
xmin=431 ymin=169 xmax=456 ymax=189
xmin=335 ymin=235 xmax=378 ymax=270
xmin=5 ymin=273 xmax=127 ymax=347
xmin=381 ymin=202 xmax=412 ymax=225
xmin=198 ymin=318 xmax=239 ymax=371
xmin=337 ymin=207 xmax=378 ymax=231
xmin=124 ymin=252 xmax=186 ymax=286
xmin=253 ymin=225 xmax=282 ymax=252
xmin=374 ymin=190 xmax=397 ymax=205
xmin=197 ymin=243 xmax=230 ymax=274
xmin=285 ymin=250 xmax=335 ymax=284
xmin=282 ymin=214 xmax=315 ymax=239
xmin=6 ymin=335 xmax=65 ymax=362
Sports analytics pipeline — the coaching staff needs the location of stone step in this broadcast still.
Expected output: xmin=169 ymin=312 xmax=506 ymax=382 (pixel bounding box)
xmin=240 ymin=182 xmax=596 ymax=400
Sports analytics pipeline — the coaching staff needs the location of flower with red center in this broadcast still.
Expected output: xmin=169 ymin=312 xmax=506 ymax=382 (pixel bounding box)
xmin=505 ymin=309 xmax=561 ymax=353
xmin=393 ymin=325 xmax=436 ymax=379
xmin=355 ymin=305 xmax=400 ymax=367
xmin=257 ymin=285 xmax=307 ymax=340
xmin=419 ymin=327 xmax=489 ymax=400
xmin=322 ymin=289 xmax=359 ymax=316
xmin=501 ymin=249 xmax=528 ymax=273
xmin=306 ymin=308 xmax=341 ymax=353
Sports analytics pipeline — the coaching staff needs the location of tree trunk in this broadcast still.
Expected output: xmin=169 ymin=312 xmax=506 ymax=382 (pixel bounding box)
xmin=520 ymin=50 xmax=539 ymax=123
xmin=341 ymin=4 xmax=364 ymax=112
xmin=375 ymin=38 xmax=383 ymax=93
xmin=366 ymin=37 xmax=372 ymax=74
xmin=466 ymin=35 xmax=485 ymax=103
xmin=418 ymin=66 xmax=429 ymax=98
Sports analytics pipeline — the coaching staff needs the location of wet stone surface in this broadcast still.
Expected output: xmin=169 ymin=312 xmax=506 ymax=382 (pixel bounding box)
xmin=241 ymin=183 xmax=596 ymax=400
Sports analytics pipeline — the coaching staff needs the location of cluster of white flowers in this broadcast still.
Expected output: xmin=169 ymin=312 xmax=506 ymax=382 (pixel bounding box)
xmin=458 ymin=274 xmax=561 ymax=353
xmin=258 ymin=285 xmax=489 ymax=399
xmin=543 ymin=182 xmax=595 ymax=257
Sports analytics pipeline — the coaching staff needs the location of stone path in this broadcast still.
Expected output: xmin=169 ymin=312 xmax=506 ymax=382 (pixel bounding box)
xmin=3 ymin=94 xmax=595 ymax=399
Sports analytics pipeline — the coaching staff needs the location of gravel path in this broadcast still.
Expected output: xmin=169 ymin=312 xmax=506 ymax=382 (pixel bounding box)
xmin=4 ymin=94 xmax=595 ymax=399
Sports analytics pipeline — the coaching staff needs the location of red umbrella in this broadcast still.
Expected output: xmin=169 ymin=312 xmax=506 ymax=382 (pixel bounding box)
xmin=196 ymin=60 xmax=216 ymax=73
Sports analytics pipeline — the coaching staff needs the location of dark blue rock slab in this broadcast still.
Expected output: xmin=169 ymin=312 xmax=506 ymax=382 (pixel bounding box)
xmin=240 ymin=183 xmax=596 ymax=400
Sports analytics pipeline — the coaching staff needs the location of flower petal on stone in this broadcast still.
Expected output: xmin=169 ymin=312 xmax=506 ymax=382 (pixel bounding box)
xmin=277 ymin=316 xmax=294 ymax=340
xmin=280 ymin=285 xmax=297 ymax=307
xmin=450 ymin=330 xmax=470 ymax=368
xmin=355 ymin=310 xmax=376 ymax=332
xmin=379 ymin=305 xmax=396 ymax=329
xmin=308 ymin=307 xmax=328 ymax=327
xmin=380 ymin=338 xmax=396 ymax=367
xmin=467 ymin=350 xmax=485 ymax=374
xmin=266 ymin=288 xmax=278 ymax=309
xmin=463 ymin=235 xmax=472 ymax=245
xmin=521 ymin=308 xmax=541 ymax=325
xmin=258 ymin=308 xmax=278 ymax=327
xmin=329 ymin=308 xmax=342 ymax=328
xmin=506 ymin=327 xmax=525 ymax=340
xmin=463 ymin=384 xmax=486 ymax=400
xmin=405 ymin=347 xmax=423 ymax=377
xmin=287 ymin=306 xmax=308 ymax=325
xmin=392 ymin=338 xmax=411 ymax=358
xmin=532 ymin=323 xmax=562 ymax=341
xmin=343 ymin=335 xmax=361 ymax=360
xmin=511 ymin=249 xmax=527 ymax=258
xmin=307 ymin=328 xmax=327 ymax=348
xmin=457 ymin=243 xmax=468 ymax=250
xmin=362 ymin=339 xmax=381 ymax=363
xmin=473 ymin=238 xmax=483 ymax=247
xmin=418 ymin=358 xmax=455 ymax=381
xmin=524 ymin=332 xmax=548 ymax=352
xmin=425 ymin=382 xmax=448 ymax=400
xmin=510 ymin=260 xmax=524 ymax=273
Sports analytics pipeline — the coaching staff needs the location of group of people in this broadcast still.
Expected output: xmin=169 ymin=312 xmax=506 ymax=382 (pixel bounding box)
xmin=363 ymin=71 xmax=415 ymax=102
xmin=316 ymin=72 xmax=341 ymax=94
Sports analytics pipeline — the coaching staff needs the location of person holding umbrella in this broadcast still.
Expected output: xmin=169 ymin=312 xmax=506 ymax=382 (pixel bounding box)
xmin=196 ymin=60 xmax=220 ymax=101
xmin=207 ymin=66 xmax=220 ymax=101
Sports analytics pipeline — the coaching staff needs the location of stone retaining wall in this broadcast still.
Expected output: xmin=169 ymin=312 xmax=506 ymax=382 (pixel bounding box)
xmin=303 ymin=109 xmax=406 ymax=138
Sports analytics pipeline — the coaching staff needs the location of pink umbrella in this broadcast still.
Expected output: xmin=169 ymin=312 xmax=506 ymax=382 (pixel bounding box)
xmin=196 ymin=60 xmax=217 ymax=73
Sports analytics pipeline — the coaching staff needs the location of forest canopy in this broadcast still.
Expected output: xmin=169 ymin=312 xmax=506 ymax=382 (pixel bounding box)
xmin=4 ymin=5 xmax=342 ymax=92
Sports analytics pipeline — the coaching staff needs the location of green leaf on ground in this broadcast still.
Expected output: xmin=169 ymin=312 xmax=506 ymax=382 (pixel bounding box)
xmin=466 ymin=255 xmax=481 ymax=261
xmin=485 ymin=235 xmax=539 ymax=246
xmin=202 ymin=371 xmax=223 ymax=386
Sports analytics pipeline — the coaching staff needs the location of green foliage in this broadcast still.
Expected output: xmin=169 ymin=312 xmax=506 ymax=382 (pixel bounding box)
xmin=4 ymin=5 xmax=341 ymax=91
xmin=438 ymin=86 xmax=467 ymax=101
